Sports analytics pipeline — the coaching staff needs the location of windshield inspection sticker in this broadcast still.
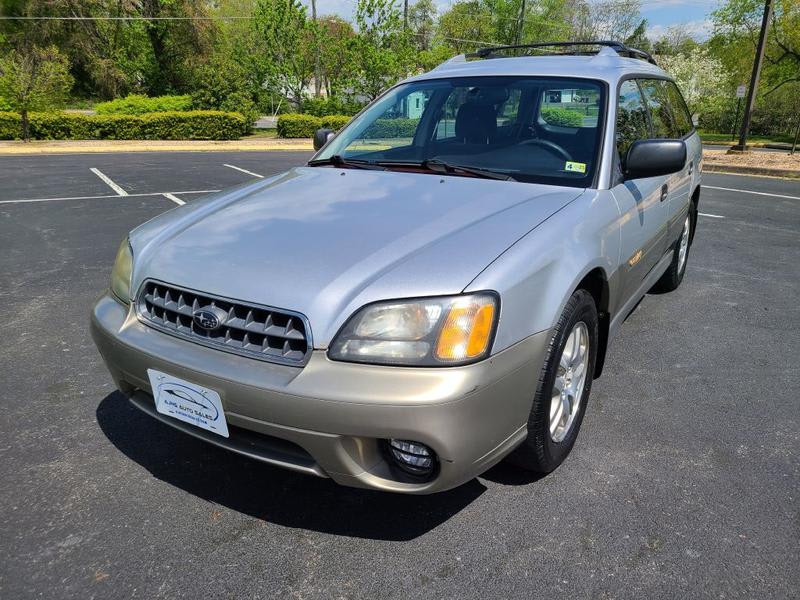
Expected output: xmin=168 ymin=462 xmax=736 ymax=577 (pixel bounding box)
xmin=565 ymin=161 xmax=587 ymax=174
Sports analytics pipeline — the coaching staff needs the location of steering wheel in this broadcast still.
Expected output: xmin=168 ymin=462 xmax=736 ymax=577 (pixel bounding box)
xmin=520 ymin=138 xmax=573 ymax=162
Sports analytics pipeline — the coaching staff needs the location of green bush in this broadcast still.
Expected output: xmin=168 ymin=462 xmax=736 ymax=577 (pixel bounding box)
xmin=277 ymin=113 xmax=351 ymax=138
xmin=94 ymin=94 xmax=192 ymax=115
xmin=218 ymin=91 xmax=259 ymax=126
xmin=0 ymin=111 xmax=18 ymax=138
xmin=301 ymin=96 xmax=365 ymax=117
xmin=540 ymin=107 xmax=584 ymax=128
xmin=277 ymin=114 xmax=321 ymax=138
xmin=0 ymin=110 xmax=248 ymax=140
xmin=320 ymin=115 xmax=351 ymax=131
xmin=362 ymin=118 xmax=418 ymax=139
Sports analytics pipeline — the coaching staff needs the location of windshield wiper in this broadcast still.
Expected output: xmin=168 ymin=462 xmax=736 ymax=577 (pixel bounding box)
xmin=308 ymin=155 xmax=387 ymax=170
xmin=378 ymin=158 xmax=515 ymax=181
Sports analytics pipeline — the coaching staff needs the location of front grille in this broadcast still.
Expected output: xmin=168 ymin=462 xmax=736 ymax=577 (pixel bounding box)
xmin=136 ymin=280 xmax=312 ymax=365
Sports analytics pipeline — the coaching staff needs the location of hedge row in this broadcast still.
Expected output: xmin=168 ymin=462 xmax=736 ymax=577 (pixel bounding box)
xmin=277 ymin=114 xmax=351 ymax=138
xmin=362 ymin=118 xmax=418 ymax=139
xmin=0 ymin=110 xmax=248 ymax=140
xmin=276 ymin=113 xmax=422 ymax=139
xmin=94 ymin=94 xmax=193 ymax=115
xmin=540 ymin=107 xmax=584 ymax=128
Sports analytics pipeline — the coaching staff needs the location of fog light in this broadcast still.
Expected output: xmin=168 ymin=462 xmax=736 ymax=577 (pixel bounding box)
xmin=387 ymin=439 xmax=436 ymax=477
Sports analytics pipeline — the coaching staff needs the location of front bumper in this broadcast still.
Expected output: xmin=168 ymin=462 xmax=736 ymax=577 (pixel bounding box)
xmin=91 ymin=293 xmax=550 ymax=494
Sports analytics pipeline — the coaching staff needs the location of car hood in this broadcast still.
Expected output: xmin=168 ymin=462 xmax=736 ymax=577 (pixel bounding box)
xmin=131 ymin=167 xmax=583 ymax=347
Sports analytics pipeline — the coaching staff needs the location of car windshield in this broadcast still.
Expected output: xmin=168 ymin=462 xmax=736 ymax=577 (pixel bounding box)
xmin=314 ymin=76 xmax=605 ymax=187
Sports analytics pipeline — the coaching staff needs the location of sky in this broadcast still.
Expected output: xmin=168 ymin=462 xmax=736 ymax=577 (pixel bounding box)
xmin=639 ymin=0 xmax=719 ymax=40
xmin=301 ymin=0 xmax=722 ymax=41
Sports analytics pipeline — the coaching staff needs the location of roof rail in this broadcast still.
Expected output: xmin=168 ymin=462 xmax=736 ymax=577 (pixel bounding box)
xmin=466 ymin=41 xmax=658 ymax=66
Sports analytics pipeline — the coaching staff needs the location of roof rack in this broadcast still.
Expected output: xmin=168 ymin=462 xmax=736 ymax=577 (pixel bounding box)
xmin=467 ymin=41 xmax=658 ymax=66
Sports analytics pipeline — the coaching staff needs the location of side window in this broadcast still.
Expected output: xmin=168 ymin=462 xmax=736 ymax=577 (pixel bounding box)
xmin=665 ymin=81 xmax=693 ymax=136
xmin=616 ymin=80 xmax=650 ymax=159
xmin=638 ymin=79 xmax=681 ymax=138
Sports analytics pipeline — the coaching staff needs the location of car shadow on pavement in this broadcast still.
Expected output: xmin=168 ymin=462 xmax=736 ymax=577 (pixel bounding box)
xmin=96 ymin=391 xmax=486 ymax=541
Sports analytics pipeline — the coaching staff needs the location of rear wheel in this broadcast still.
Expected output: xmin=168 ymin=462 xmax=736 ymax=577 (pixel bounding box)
xmin=510 ymin=290 xmax=598 ymax=473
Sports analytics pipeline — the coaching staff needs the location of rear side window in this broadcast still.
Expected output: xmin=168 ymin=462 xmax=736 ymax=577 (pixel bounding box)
xmin=664 ymin=81 xmax=694 ymax=136
xmin=616 ymin=80 xmax=650 ymax=159
xmin=638 ymin=79 xmax=682 ymax=138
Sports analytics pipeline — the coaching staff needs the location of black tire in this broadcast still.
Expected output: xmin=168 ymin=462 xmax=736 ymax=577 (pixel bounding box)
xmin=651 ymin=208 xmax=694 ymax=293
xmin=510 ymin=289 xmax=598 ymax=473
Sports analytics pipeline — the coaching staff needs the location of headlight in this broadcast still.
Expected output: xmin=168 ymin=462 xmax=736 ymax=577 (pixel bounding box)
xmin=329 ymin=293 xmax=498 ymax=366
xmin=110 ymin=237 xmax=133 ymax=304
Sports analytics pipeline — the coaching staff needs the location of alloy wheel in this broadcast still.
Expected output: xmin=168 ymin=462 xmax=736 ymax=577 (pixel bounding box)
xmin=550 ymin=321 xmax=589 ymax=442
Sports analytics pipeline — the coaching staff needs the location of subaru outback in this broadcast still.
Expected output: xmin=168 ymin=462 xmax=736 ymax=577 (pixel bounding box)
xmin=91 ymin=41 xmax=702 ymax=493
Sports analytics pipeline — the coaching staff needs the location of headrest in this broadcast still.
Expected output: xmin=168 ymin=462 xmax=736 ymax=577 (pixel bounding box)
xmin=455 ymin=103 xmax=497 ymax=144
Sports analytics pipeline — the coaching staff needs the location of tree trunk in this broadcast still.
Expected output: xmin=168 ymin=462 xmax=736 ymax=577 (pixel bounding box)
xmin=21 ymin=109 xmax=30 ymax=142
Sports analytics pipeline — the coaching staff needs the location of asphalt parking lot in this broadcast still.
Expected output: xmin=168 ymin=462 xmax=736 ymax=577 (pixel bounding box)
xmin=1 ymin=152 xmax=798 ymax=599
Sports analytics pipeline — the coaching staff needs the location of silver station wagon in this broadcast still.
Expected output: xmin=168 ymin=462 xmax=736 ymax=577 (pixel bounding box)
xmin=91 ymin=41 xmax=702 ymax=494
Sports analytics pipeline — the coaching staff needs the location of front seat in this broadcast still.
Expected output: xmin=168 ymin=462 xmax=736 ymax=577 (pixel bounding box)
xmin=455 ymin=103 xmax=497 ymax=144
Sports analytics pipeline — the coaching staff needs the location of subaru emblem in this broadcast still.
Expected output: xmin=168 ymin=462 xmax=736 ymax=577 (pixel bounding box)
xmin=193 ymin=306 xmax=226 ymax=331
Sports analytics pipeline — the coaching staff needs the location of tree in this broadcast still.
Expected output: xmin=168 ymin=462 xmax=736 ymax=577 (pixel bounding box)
xmin=624 ymin=19 xmax=652 ymax=53
xmin=711 ymin=0 xmax=800 ymax=97
xmin=436 ymin=1 xmax=496 ymax=52
xmin=0 ymin=45 xmax=73 ymax=140
xmin=569 ymin=0 xmax=644 ymax=42
xmin=317 ymin=16 xmax=357 ymax=97
xmin=0 ymin=0 xmax=216 ymax=99
xmin=190 ymin=55 xmax=257 ymax=124
xmin=659 ymin=46 xmax=731 ymax=119
xmin=252 ymin=0 xmax=316 ymax=109
xmin=409 ymin=0 xmax=437 ymax=50
xmin=351 ymin=0 xmax=414 ymax=100
xmin=652 ymin=24 xmax=699 ymax=56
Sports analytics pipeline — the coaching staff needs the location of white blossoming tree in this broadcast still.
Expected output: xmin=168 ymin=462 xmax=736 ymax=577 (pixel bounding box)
xmin=658 ymin=47 xmax=734 ymax=131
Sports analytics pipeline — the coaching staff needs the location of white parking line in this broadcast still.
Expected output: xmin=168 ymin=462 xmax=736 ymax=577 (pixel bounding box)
xmin=223 ymin=163 xmax=264 ymax=178
xmin=0 ymin=189 xmax=220 ymax=205
xmin=699 ymin=212 xmax=725 ymax=219
xmin=163 ymin=193 xmax=185 ymax=206
xmin=705 ymin=185 xmax=800 ymax=201
xmin=89 ymin=167 xmax=128 ymax=196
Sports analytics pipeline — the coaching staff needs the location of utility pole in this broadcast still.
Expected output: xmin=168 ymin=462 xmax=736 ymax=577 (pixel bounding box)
xmin=732 ymin=0 xmax=773 ymax=152
xmin=404 ymin=0 xmax=408 ymax=31
xmin=311 ymin=0 xmax=321 ymax=97
xmin=515 ymin=0 xmax=527 ymax=46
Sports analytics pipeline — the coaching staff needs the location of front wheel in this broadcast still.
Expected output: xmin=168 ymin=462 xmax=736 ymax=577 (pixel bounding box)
xmin=510 ymin=290 xmax=598 ymax=473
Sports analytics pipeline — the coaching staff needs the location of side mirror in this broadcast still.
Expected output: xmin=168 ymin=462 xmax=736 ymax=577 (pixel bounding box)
xmin=624 ymin=139 xmax=687 ymax=180
xmin=313 ymin=128 xmax=334 ymax=151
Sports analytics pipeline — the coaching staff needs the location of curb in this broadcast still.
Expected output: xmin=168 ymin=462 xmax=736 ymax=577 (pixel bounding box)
xmin=0 ymin=140 xmax=314 ymax=155
xmin=704 ymin=163 xmax=800 ymax=179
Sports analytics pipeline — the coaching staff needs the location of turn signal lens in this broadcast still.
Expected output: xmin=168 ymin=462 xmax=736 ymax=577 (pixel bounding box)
xmin=436 ymin=301 xmax=495 ymax=362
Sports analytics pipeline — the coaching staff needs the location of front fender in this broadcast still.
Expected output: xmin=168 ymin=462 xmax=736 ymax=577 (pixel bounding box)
xmin=465 ymin=190 xmax=622 ymax=353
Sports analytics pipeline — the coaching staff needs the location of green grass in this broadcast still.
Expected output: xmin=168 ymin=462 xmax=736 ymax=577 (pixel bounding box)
xmin=698 ymin=130 xmax=794 ymax=146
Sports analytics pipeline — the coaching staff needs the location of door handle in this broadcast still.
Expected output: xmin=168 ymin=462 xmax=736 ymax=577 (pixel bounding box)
xmin=688 ymin=161 xmax=694 ymax=175
xmin=660 ymin=184 xmax=669 ymax=202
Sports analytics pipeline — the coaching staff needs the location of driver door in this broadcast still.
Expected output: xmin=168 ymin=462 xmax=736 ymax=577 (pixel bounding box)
xmin=610 ymin=80 xmax=670 ymax=306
